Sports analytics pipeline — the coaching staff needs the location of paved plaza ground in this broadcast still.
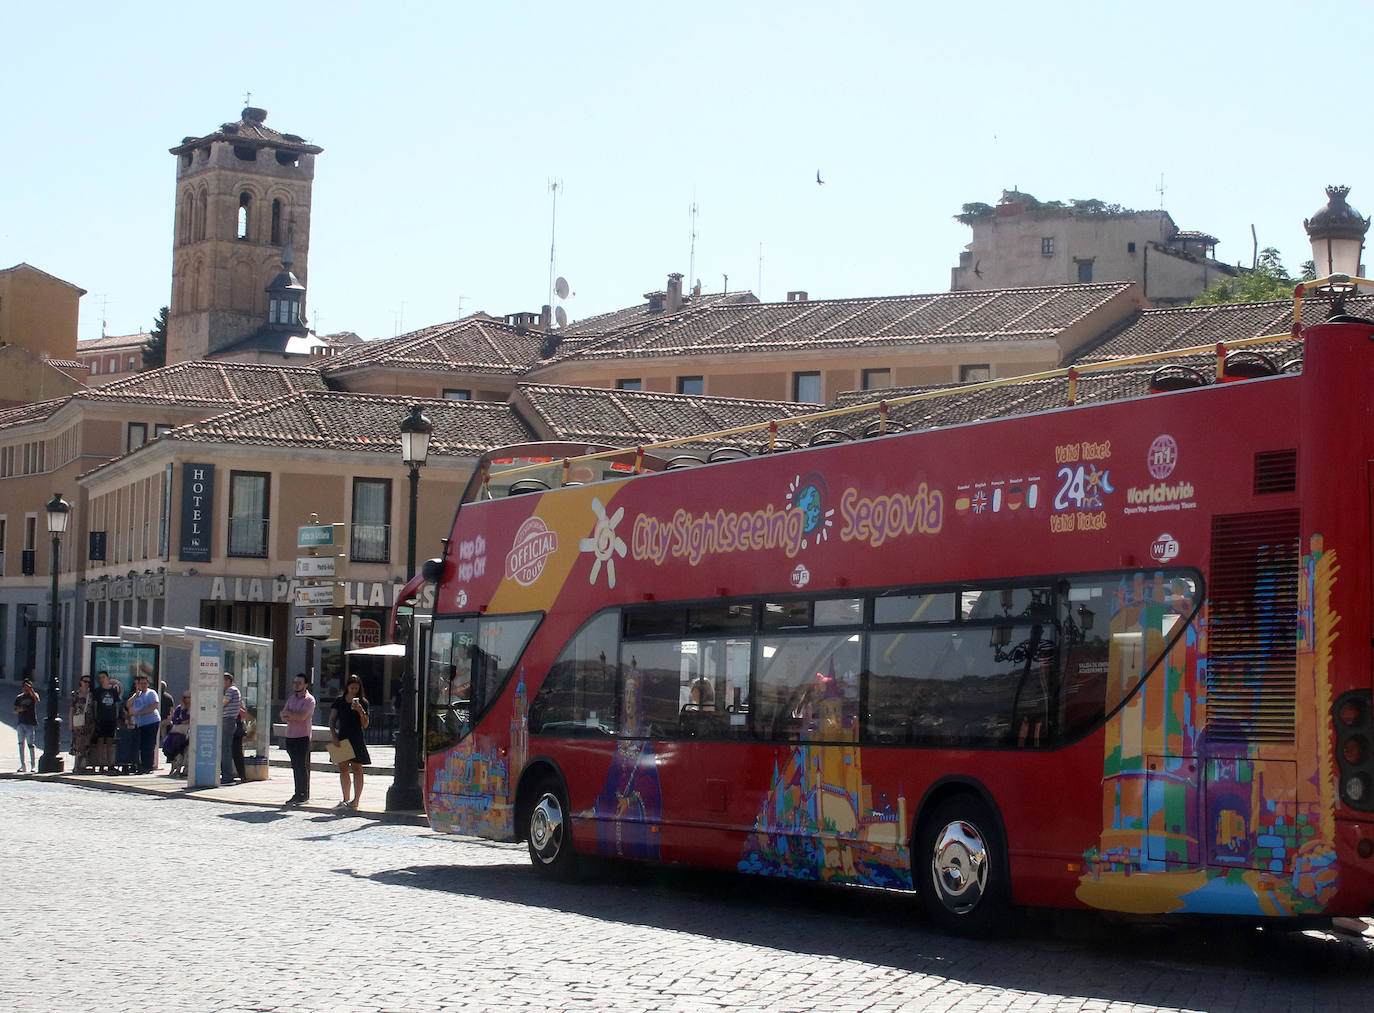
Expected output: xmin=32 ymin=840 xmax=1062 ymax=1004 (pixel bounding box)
xmin=4 ymin=706 xmax=1374 ymax=1013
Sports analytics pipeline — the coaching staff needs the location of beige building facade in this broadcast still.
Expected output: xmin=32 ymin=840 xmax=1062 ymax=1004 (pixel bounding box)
xmin=950 ymin=193 xmax=1239 ymax=306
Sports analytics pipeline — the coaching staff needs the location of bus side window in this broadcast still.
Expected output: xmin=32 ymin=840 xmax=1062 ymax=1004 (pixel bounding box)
xmin=530 ymin=612 xmax=619 ymax=736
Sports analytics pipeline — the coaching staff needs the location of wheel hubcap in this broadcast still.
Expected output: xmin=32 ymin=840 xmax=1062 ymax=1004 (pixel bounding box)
xmin=930 ymin=818 xmax=989 ymax=913
xmin=529 ymin=792 xmax=564 ymax=864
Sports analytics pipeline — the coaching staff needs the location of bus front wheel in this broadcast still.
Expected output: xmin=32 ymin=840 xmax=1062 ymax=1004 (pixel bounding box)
xmin=916 ymin=795 xmax=1007 ymax=936
xmin=527 ymin=775 xmax=578 ymax=879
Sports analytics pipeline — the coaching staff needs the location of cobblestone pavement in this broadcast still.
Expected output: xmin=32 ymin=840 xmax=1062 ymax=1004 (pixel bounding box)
xmin=3 ymin=778 xmax=1373 ymax=1013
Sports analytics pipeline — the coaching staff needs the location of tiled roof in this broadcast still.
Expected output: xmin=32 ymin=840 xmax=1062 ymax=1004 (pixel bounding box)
xmin=79 ymin=360 xmax=328 ymax=407
xmin=170 ymin=107 xmax=322 ymax=155
xmin=160 ymin=391 xmax=534 ymax=456
xmin=556 ymin=290 xmax=760 ymax=337
xmin=320 ymin=317 xmax=552 ymax=376
xmin=539 ymin=284 xmax=1135 ymax=364
xmin=1071 ymin=295 xmax=1374 ymax=366
xmin=0 ymin=397 xmax=65 ymax=431
xmin=78 ymin=331 xmax=150 ymax=351
xmin=518 ymin=383 xmax=817 ymax=450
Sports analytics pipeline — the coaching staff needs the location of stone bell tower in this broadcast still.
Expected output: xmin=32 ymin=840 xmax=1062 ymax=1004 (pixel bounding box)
xmin=166 ymin=107 xmax=323 ymax=364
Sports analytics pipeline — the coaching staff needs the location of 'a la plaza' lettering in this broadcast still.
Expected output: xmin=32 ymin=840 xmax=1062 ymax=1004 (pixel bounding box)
xmin=208 ymin=576 xmax=423 ymax=608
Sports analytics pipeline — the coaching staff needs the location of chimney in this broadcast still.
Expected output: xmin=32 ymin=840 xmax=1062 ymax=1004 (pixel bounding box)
xmin=692 ymin=280 xmax=702 ymax=297
xmin=539 ymin=304 xmax=552 ymax=330
xmin=786 ymin=290 xmax=808 ymax=303
xmin=666 ymin=273 xmax=684 ymax=312
xmin=644 ymin=290 xmax=666 ymax=313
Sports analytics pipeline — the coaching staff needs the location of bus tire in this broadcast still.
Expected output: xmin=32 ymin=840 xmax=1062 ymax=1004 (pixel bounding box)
xmin=527 ymin=775 xmax=578 ymax=880
xmin=916 ymin=795 xmax=1006 ymax=936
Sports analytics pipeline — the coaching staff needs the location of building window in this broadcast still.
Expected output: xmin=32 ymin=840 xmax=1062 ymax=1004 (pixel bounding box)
xmin=1076 ymin=259 xmax=1094 ymax=283
xmin=960 ymin=364 xmax=991 ymax=383
xmin=127 ymin=356 xmax=137 ymax=369
xmin=793 ymin=371 xmax=821 ymax=403
xmin=107 ymin=357 xmax=117 ymax=373
xmin=271 ymin=199 xmax=283 ymax=245
xmin=442 ymin=389 xmax=470 ymax=401
xmin=616 ymin=379 xmax=642 ymax=391
xmin=89 ymin=361 xmax=99 ymax=375
xmin=677 ymin=376 xmax=703 ymax=396
xmin=351 ymin=478 xmax=391 ymax=563
xmin=228 ymin=471 xmax=270 ymax=557
xmin=1127 ymin=242 xmax=1137 ymax=254
xmin=154 ymin=424 xmax=173 ymax=439
xmin=0 ymin=517 xmax=6 ymax=575
xmin=127 ymin=423 xmax=147 ymax=452
xmin=862 ymin=369 xmax=891 ymax=391
xmin=1041 ymin=237 xmax=1055 ymax=256
xmin=237 ymin=192 xmax=251 ymax=240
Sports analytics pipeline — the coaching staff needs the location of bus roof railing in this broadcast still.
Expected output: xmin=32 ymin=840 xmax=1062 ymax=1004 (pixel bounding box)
xmin=478 ymin=277 xmax=1374 ymax=489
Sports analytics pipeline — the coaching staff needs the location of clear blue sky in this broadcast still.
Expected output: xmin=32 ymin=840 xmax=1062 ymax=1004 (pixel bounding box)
xmin=5 ymin=1 xmax=1372 ymax=343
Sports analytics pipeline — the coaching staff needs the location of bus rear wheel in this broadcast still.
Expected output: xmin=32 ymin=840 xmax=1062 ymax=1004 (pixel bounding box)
xmin=917 ymin=795 xmax=1006 ymax=936
xmin=527 ymin=775 xmax=578 ymax=879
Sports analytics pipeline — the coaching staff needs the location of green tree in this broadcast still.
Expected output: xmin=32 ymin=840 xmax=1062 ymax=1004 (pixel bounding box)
xmin=1192 ymin=247 xmax=1299 ymax=304
xmin=142 ymin=306 xmax=168 ymax=369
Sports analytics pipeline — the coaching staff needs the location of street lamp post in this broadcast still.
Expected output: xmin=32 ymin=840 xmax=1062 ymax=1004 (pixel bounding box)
xmin=38 ymin=493 xmax=71 ymax=774
xmin=386 ymin=406 xmax=433 ymax=811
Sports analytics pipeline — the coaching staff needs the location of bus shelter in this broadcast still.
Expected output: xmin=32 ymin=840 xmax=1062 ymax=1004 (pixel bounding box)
xmin=119 ymin=625 xmax=273 ymax=789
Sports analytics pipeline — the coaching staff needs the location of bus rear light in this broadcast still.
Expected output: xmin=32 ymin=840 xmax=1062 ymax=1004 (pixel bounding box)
xmin=1338 ymin=698 xmax=1365 ymax=727
xmin=1344 ymin=735 xmax=1369 ymax=765
xmin=1333 ymin=690 xmax=1374 ymax=812
xmin=1359 ymin=839 xmax=1374 ymax=860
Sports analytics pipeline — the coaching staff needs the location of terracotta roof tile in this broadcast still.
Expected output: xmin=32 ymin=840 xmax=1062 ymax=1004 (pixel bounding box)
xmin=80 ymin=360 xmax=328 ymax=406
xmin=170 ymin=108 xmax=321 ymax=155
xmin=543 ymin=284 xmax=1134 ymax=364
xmin=148 ymin=391 xmax=534 ymax=457
xmin=557 ymin=290 xmax=759 ymax=337
xmin=518 ymin=383 xmax=814 ymax=449
xmin=321 ymin=317 xmax=551 ymax=376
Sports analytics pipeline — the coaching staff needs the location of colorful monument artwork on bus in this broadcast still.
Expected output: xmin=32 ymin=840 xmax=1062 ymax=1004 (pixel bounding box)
xmin=580 ymin=666 xmax=664 ymax=860
xmin=738 ymin=664 xmax=911 ymax=889
xmin=1076 ymin=540 xmax=1340 ymax=915
xmin=428 ymin=673 xmax=529 ymax=839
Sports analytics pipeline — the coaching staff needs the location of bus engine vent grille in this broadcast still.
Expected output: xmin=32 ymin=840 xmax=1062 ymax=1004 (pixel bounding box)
xmin=1206 ymin=510 xmax=1299 ymax=743
xmin=1253 ymin=449 xmax=1297 ymax=495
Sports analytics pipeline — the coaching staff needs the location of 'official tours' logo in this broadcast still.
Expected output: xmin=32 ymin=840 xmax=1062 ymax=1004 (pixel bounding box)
xmin=505 ymin=517 xmax=559 ymax=586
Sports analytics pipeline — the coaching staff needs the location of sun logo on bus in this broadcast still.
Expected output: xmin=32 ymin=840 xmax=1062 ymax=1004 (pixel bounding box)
xmin=786 ymin=473 xmax=833 ymax=549
xmin=579 ymin=497 xmax=627 ymax=588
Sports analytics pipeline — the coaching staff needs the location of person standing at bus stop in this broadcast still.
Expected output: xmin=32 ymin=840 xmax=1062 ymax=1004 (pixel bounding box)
xmin=13 ymin=677 xmax=39 ymax=773
xmin=281 ymin=673 xmax=316 ymax=805
xmin=220 ymin=672 xmax=241 ymax=785
xmin=330 ymin=674 xmax=371 ymax=810
xmin=127 ymin=673 xmax=162 ymax=774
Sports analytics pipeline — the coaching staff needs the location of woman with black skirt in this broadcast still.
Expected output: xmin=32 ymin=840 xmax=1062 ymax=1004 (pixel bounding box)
xmin=330 ymin=674 xmax=371 ymax=810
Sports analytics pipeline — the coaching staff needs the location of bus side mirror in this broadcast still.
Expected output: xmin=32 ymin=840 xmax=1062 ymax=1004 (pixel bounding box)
xmin=422 ymin=557 xmax=446 ymax=583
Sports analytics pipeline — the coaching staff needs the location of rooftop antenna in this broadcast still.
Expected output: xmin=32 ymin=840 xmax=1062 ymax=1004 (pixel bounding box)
xmin=458 ymin=295 xmax=469 ymax=318
xmin=99 ymin=294 xmax=109 ymax=339
xmin=547 ymin=178 xmax=562 ymax=316
xmin=243 ymin=90 xmax=252 ymax=107
xmin=722 ymin=272 xmax=728 ymax=294
xmin=1156 ymin=172 xmax=1166 ymax=210
xmin=393 ymin=302 xmax=405 ymax=338
xmin=688 ymin=199 xmax=699 ymax=296
xmin=757 ymin=242 xmax=764 ymax=299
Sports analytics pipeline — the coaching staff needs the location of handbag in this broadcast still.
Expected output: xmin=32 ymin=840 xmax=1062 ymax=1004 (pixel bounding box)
xmin=72 ymin=712 xmax=86 ymax=729
xmin=326 ymin=740 xmax=355 ymax=764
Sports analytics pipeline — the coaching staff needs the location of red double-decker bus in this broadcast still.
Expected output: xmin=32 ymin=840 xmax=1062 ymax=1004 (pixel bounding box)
xmin=411 ymin=311 xmax=1374 ymax=934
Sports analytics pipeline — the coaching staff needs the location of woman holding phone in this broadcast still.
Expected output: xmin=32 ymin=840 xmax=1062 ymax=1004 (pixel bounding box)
xmin=330 ymin=674 xmax=371 ymax=810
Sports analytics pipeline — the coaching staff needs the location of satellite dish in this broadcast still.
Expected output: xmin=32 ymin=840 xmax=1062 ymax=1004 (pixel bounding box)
xmin=554 ymin=276 xmax=570 ymax=300
xmin=555 ymin=306 xmax=568 ymax=328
